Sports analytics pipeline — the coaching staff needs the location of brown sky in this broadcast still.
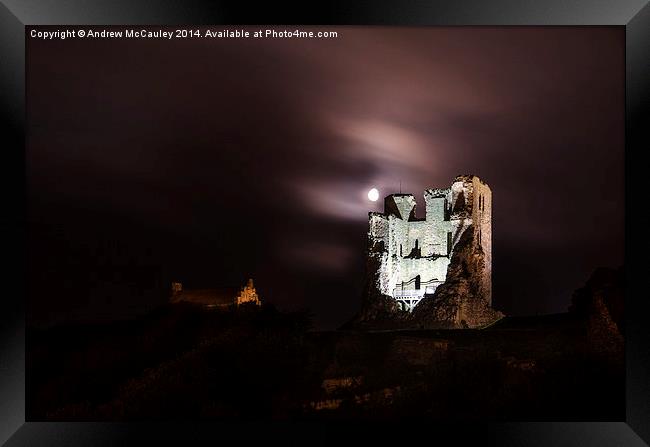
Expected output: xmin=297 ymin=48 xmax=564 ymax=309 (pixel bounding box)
xmin=27 ymin=26 xmax=624 ymax=329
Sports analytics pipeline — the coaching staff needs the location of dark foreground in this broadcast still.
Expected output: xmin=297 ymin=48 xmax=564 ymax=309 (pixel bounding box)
xmin=27 ymin=301 xmax=623 ymax=421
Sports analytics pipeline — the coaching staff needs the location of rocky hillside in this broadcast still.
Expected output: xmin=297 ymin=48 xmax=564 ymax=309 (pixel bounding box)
xmin=28 ymin=270 xmax=624 ymax=421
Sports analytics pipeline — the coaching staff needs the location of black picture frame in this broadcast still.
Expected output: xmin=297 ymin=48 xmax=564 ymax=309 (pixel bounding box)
xmin=1 ymin=1 xmax=649 ymax=445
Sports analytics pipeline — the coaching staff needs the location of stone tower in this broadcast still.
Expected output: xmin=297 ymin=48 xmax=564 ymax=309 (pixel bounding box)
xmin=363 ymin=174 xmax=502 ymax=328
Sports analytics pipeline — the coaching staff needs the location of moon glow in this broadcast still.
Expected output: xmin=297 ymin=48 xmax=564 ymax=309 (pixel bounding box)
xmin=368 ymin=188 xmax=379 ymax=202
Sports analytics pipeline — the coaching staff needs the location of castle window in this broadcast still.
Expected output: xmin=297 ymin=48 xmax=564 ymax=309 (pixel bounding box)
xmin=415 ymin=275 xmax=421 ymax=290
xmin=447 ymin=232 xmax=452 ymax=255
xmin=414 ymin=239 xmax=419 ymax=250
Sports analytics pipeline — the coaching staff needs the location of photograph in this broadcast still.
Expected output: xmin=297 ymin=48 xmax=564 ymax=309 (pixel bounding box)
xmin=24 ymin=25 xmax=625 ymax=422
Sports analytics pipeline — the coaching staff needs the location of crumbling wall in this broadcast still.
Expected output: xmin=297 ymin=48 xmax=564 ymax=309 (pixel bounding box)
xmin=352 ymin=175 xmax=502 ymax=330
xmin=357 ymin=249 xmax=404 ymax=324
xmin=411 ymin=224 xmax=502 ymax=328
xmin=370 ymin=192 xmax=455 ymax=297
xmin=569 ymin=267 xmax=624 ymax=357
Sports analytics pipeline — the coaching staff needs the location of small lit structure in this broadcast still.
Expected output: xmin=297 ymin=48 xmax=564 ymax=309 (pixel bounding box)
xmin=235 ymin=278 xmax=262 ymax=306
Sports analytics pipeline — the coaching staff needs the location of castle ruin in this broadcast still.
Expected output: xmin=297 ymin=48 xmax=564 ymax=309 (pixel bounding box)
xmin=170 ymin=278 xmax=261 ymax=308
xmin=235 ymin=278 xmax=262 ymax=306
xmin=362 ymin=175 xmax=503 ymax=329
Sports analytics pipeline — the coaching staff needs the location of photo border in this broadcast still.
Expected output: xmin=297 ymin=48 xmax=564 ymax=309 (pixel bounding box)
xmin=1 ymin=1 xmax=648 ymax=445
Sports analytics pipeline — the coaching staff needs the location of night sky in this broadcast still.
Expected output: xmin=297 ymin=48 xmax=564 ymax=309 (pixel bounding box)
xmin=27 ymin=26 xmax=624 ymax=329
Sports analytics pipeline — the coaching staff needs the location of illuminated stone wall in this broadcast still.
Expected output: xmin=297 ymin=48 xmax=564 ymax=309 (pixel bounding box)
xmin=236 ymin=278 xmax=262 ymax=306
xmin=367 ymin=175 xmax=493 ymax=313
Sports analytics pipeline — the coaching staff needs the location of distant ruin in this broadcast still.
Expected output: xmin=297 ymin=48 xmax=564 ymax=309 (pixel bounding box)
xmin=235 ymin=279 xmax=262 ymax=306
xmin=358 ymin=175 xmax=503 ymax=329
xmin=170 ymin=278 xmax=261 ymax=308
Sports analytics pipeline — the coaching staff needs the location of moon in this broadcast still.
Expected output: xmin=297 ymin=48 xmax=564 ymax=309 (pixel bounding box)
xmin=368 ymin=188 xmax=379 ymax=202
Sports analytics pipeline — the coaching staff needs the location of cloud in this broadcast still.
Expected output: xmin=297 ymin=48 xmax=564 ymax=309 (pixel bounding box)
xmin=283 ymin=241 xmax=356 ymax=274
xmin=292 ymin=179 xmax=383 ymax=221
xmin=330 ymin=117 xmax=435 ymax=172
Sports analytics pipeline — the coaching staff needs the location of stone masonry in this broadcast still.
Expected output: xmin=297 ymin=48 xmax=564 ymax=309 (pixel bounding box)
xmin=361 ymin=175 xmax=503 ymax=329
